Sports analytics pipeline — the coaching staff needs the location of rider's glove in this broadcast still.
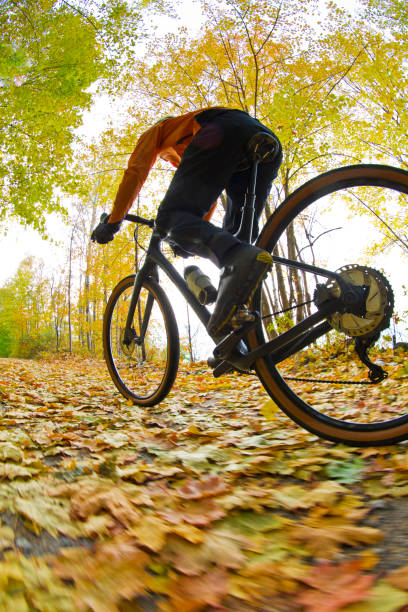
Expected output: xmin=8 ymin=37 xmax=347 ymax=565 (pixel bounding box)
xmin=91 ymin=216 xmax=121 ymax=244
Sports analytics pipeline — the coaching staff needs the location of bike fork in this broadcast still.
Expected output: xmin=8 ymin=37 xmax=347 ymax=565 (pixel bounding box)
xmin=123 ymin=261 xmax=158 ymax=346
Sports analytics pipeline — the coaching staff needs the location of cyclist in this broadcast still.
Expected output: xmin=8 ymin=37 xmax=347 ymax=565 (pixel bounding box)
xmin=91 ymin=107 xmax=282 ymax=336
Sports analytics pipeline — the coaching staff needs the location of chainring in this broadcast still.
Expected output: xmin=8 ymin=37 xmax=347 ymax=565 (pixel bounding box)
xmin=319 ymin=265 xmax=394 ymax=339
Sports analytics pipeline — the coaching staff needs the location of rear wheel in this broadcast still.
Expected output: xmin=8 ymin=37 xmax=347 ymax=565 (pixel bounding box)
xmin=103 ymin=275 xmax=179 ymax=406
xmin=251 ymin=164 xmax=408 ymax=445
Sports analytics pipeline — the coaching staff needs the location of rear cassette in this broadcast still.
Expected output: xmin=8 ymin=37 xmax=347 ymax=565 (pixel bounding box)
xmin=325 ymin=265 xmax=394 ymax=339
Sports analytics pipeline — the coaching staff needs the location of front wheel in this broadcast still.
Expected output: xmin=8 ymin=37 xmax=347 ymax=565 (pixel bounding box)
xmin=103 ymin=275 xmax=180 ymax=406
xmin=251 ymin=164 xmax=408 ymax=446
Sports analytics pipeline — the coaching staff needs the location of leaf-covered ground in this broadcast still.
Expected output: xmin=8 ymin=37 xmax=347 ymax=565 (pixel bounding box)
xmin=1 ymin=356 xmax=408 ymax=611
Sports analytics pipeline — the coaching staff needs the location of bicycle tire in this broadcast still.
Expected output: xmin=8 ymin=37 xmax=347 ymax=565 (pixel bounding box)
xmin=103 ymin=275 xmax=180 ymax=406
xmin=250 ymin=164 xmax=408 ymax=446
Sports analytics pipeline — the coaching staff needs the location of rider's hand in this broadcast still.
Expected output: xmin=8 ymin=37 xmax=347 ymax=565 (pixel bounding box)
xmin=91 ymin=216 xmax=121 ymax=244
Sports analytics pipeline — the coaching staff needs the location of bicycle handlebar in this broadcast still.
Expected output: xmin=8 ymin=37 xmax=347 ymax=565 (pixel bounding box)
xmin=99 ymin=212 xmax=155 ymax=229
xmin=124 ymin=213 xmax=155 ymax=228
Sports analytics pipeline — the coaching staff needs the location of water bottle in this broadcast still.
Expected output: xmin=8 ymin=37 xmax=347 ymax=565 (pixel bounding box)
xmin=184 ymin=265 xmax=217 ymax=305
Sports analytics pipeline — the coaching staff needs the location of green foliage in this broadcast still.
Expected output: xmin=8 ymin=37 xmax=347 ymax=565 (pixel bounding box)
xmin=361 ymin=0 xmax=408 ymax=32
xmin=0 ymin=0 xmax=147 ymax=233
xmin=0 ymin=257 xmax=57 ymax=358
xmin=326 ymin=457 xmax=365 ymax=484
xmin=0 ymin=321 xmax=11 ymax=357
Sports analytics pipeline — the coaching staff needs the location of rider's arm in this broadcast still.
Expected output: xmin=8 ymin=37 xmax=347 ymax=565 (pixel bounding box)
xmin=108 ymin=125 xmax=162 ymax=223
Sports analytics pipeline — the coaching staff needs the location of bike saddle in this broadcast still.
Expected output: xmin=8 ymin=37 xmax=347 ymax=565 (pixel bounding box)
xmin=247 ymin=132 xmax=280 ymax=163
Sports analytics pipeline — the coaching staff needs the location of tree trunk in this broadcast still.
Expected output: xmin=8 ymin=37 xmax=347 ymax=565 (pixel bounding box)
xmin=68 ymin=229 xmax=73 ymax=353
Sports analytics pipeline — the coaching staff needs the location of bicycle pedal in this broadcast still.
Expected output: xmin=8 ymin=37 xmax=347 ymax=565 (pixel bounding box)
xmin=231 ymin=307 xmax=256 ymax=328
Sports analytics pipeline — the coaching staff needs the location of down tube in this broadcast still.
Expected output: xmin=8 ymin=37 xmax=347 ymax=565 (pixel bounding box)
xmin=151 ymin=249 xmax=212 ymax=330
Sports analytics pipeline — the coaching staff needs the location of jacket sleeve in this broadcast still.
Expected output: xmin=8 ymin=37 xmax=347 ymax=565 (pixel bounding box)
xmin=202 ymin=200 xmax=218 ymax=222
xmin=108 ymin=124 xmax=162 ymax=223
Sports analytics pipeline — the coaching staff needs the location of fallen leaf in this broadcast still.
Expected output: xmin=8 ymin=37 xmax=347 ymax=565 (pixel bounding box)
xmin=177 ymin=476 xmax=230 ymax=499
xmin=296 ymin=560 xmax=376 ymax=611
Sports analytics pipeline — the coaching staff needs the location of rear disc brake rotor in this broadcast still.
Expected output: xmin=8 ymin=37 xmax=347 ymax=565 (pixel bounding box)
xmin=326 ymin=265 xmax=394 ymax=338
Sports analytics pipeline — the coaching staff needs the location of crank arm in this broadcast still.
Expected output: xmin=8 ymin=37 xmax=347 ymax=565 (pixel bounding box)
xmin=213 ymin=316 xmax=260 ymax=361
xmin=232 ymin=298 xmax=342 ymax=371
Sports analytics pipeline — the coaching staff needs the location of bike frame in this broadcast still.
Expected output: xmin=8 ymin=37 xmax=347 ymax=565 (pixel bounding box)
xmin=122 ymin=153 xmax=360 ymax=373
xmin=123 ymin=227 xmax=346 ymax=374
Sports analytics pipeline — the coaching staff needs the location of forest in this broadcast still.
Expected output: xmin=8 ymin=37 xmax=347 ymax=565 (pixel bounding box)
xmin=1 ymin=0 xmax=407 ymax=360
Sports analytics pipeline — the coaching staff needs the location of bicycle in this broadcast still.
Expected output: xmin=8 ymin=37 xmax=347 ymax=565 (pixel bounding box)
xmin=102 ymin=132 xmax=408 ymax=446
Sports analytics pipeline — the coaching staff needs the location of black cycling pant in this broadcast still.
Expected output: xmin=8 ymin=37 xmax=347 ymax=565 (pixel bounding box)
xmin=155 ymin=108 xmax=282 ymax=267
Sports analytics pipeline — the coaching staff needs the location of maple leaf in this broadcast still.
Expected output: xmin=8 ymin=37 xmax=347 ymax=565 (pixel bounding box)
xmin=60 ymin=478 xmax=148 ymax=527
xmin=160 ymin=529 xmax=247 ymax=576
xmin=165 ymin=567 xmax=229 ymax=612
xmin=158 ymin=499 xmax=225 ymax=526
xmin=52 ymin=535 xmax=150 ymax=611
xmin=260 ymin=398 xmax=280 ymax=420
xmin=0 ymin=443 xmax=24 ymax=462
xmin=0 ymin=463 xmax=34 ymax=480
xmin=290 ymin=517 xmax=382 ymax=558
xmin=385 ymin=565 xmax=408 ymax=590
xmin=341 ymin=581 xmax=408 ymax=611
xmin=326 ymin=457 xmax=365 ymax=484
xmin=177 ymin=476 xmax=230 ymax=500
xmin=0 ymin=551 xmax=76 ymax=611
xmin=130 ymin=515 xmax=170 ymax=552
xmin=0 ymin=481 xmax=87 ymax=539
xmin=296 ymin=560 xmax=376 ymax=611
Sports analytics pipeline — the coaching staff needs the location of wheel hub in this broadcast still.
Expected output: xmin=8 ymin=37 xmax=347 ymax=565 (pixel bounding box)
xmin=317 ymin=265 xmax=394 ymax=338
xmin=120 ymin=328 xmax=137 ymax=358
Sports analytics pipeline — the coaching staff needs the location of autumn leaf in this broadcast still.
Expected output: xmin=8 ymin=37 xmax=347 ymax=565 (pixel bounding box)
xmin=0 ymin=443 xmax=24 ymax=462
xmin=177 ymin=476 xmax=230 ymax=500
xmin=158 ymin=499 xmax=225 ymax=527
xmin=385 ymin=565 xmax=408 ymax=590
xmin=52 ymin=535 xmax=150 ymax=612
xmin=290 ymin=517 xmax=382 ymax=558
xmin=0 ymin=463 xmax=34 ymax=480
xmin=165 ymin=567 xmax=229 ymax=612
xmin=0 ymin=521 xmax=14 ymax=551
xmin=296 ymin=560 xmax=376 ymax=611
xmin=61 ymin=478 xmax=148 ymax=527
xmin=260 ymin=398 xmax=280 ymax=420
xmin=1 ymin=349 xmax=408 ymax=611
xmin=342 ymin=581 xmax=408 ymax=612
xmin=326 ymin=457 xmax=365 ymax=484
xmin=130 ymin=515 xmax=170 ymax=552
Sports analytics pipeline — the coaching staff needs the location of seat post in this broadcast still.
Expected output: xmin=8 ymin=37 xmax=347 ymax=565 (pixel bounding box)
xmin=235 ymin=159 xmax=259 ymax=244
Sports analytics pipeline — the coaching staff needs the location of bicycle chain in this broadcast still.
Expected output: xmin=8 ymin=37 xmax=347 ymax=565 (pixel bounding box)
xmin=282 ymin=375 xmax=378 ymax=385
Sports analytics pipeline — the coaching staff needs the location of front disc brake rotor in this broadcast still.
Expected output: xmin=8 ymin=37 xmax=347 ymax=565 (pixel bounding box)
xmin=120 ymin=329 xmax=137 ymax=358
xmin=324 ymin=265 xmax=394 ymax=338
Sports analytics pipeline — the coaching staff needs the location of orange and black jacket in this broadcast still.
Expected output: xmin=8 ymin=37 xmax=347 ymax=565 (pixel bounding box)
xmin=109 ymin=107 xmax=226 ymax=224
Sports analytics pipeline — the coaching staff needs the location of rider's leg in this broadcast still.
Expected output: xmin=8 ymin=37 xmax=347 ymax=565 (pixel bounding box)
xmin=156 ymin=109 xmax=261 ymax=265
xmin=155 ymin=109 xmax=281 ymax=335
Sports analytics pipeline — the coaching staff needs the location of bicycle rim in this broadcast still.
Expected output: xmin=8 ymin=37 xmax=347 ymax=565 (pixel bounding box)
xmin=103 ymin=275 xmax=180 ymax=406
xmin=251 ymin=164 xmax=408 ymax=445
